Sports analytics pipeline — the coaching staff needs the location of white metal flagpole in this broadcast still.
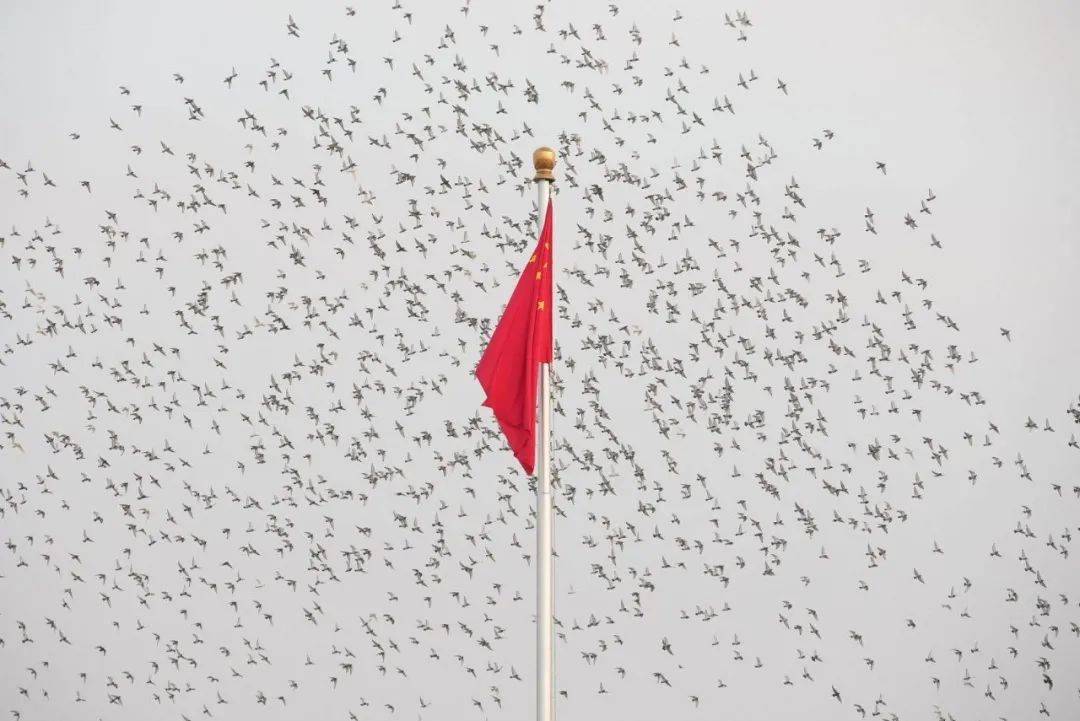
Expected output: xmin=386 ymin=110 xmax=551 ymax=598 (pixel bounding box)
xmin=533 ymin=146 xmax=555 ymax=721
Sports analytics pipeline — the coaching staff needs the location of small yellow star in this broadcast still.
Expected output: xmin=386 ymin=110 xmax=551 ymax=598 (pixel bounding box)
xmin=537 ymin=300 xmax=545 ymax=311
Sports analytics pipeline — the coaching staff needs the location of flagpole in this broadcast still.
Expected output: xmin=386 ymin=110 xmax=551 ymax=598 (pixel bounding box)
xmin=533 ymin=146 xmax=556 ymax=721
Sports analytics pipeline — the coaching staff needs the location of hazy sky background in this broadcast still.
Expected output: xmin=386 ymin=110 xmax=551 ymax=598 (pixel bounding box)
xmin=2 ymin=2 xmax=1079 ymax=720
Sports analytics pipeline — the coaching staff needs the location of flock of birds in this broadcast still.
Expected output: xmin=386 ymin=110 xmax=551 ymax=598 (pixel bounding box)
xmin=1 ymin=2 xmax=1078 ymax=720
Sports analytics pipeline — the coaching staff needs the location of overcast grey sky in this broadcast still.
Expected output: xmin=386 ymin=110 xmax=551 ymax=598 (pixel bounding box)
xmin=2 ymin=2 xmax=1079 ymax=720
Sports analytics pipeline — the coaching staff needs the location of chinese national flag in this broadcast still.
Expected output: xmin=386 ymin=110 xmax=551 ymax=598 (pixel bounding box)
xmin=475 ymin=199 xmax=554 ymax=475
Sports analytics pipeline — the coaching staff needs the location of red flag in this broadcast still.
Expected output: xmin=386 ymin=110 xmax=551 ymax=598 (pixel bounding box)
xmin=476 ymin=199 xmax=554 ymax=475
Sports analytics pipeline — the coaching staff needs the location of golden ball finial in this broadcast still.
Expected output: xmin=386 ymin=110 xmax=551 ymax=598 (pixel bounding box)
xmin=533 ymin=146 xmax=556 ymax=181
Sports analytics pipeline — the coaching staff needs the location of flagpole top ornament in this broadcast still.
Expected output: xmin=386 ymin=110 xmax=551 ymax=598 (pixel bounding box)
xmin=533 ymin=147 xmax=556 ymax=182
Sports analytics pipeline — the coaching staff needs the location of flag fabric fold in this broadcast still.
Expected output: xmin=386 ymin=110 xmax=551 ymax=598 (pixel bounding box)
xmin=475 ymin=199 xmax=554 ymax=475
